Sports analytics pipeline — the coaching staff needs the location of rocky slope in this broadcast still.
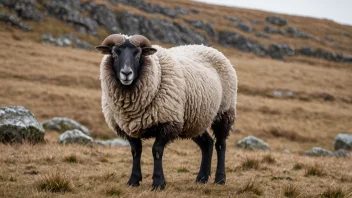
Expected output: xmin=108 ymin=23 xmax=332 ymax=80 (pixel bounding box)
xmin=1 ymin=0 xmax=351 ymax=63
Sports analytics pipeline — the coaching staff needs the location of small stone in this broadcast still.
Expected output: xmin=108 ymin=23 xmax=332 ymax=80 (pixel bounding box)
xmin=58 ymin=129 xmax=93 ymax=145
xmin=236 ymin=136 xmax=270 ymax=151
xmin=94 ymin=139 xmax=130 ymax=147
xmin=305 ymin=147 xmax=334 ymax=157
xmin=333 ymin=150 xmax=350 ymax=158
xmin=42 ymin=117 xmax=90 ymax=135
xmin=284 ymin=149 xmax=291 ymax=154
xmin=334 ymin=133 xmax=352 ymax=151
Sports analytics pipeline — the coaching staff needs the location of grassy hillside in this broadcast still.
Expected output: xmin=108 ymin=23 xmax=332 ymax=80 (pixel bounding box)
xmin=1 ymin=0 xmax=352 ymax=197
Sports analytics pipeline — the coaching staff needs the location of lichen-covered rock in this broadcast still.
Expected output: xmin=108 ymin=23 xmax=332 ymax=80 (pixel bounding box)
xmin=236 ymin=136 xmax=270 ymax=151
xmin=305 ymin=147 xmax=350 ymax=158
xmin=266 ymin=16 xmax=287 ymax=26
xmin=0 ymin=106 xmax=44 ymax=143
xmin=305 ymin=147 xmax=334 ymax=156
xmin=94 ymin=139 xmax=130 ymax=147
xmin=42 ymin=117 xmax=90 ymax=135
xmin=0 ymin=13 xmax=32 ymax=31
xmin=58 ymin=129 xmax=92 ymax=145
xmin=334 ymin=133 xmax=352 ymax=151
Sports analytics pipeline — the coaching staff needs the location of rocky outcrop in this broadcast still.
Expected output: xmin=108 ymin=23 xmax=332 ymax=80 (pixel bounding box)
xmin=263 ymin=26 xmax=286 ymax=35
xmin=236 ymin=136 xmax=270 ymax=151
xmin=3 ymin=0 xmax=43 ymax=21
xmin=218 ymin=31 xmax=268 ymax=57
xmin=267 ymin=44 xmax=295 ymax=60
xmin=266 ymin=16 xmax=287 ymax=26
xmin=286 ymin=27 xmax=310 ymax=39
xmin=41 ymin=34 xmax=92 ymax=50
xmin=91 ymin=4 xmax=120 ymax=33
xmin=45 ymin=0 xmax=98 ymax=35
xmin=299 ymin=47 xmax=352 ymax=63
xmin=184 ymin=19 xmax=216 ymax=38
xmin=58 ymin=129 xmax=93 ymax=145
xmin=0 ymin=13 xmax=31 ymax=31
xmin=109 ymin=0 xmax=192 ymax=18
xmin=119 ymin=12 xmax=209 ymax=45
xmin=334 ymin=133 xmax=352 ymax=151
xmin=255 ymin=32 xmax=271 ymax=39
xmin=0 ymin=106 xmax=44 ymax=143
xmin=42 ymin=117 xmax=90 ymax=135
xmin=236 ymin=23 xmax=252 ymax=33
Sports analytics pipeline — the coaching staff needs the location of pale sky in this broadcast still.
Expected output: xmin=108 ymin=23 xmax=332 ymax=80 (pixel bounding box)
xmin=193 ymin=0 xmax=352 ymax=26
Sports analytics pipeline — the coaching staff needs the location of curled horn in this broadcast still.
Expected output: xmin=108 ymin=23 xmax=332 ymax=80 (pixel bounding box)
xmin=102 ymin=34 xmax=126 ymax=46
xmin=95 ymin=34 xmax=125 ymax=54
xmin=129 ymin=35 xmax=152 ymax=48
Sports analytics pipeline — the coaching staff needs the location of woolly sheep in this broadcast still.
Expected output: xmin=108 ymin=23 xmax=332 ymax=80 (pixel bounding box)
xmin=95 ymin=34 xmax=237 ymax=190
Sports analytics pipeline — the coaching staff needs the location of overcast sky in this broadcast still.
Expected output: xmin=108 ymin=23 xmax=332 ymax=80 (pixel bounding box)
xmin=193 ymin=0 xmax=352 ymax=26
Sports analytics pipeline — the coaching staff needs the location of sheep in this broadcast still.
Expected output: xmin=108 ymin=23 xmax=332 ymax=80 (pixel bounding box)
xmin=95 ymin=34 xmax=237 ymax=190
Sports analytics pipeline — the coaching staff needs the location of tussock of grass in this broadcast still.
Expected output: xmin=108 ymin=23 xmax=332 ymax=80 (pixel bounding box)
xmin=36 ymin=172 xmax=72 ymax=193
xmin=304 ymin=164 xmax=325 ymax=177
xmin=293 ymin=163 xmax=304 ymax=170
xmin=103 ymin=172 xmax=117 ymax=181
xmin=238 ymin=156 xmax=260 ymax=171
xmin=261 ymin=154 xmax=276 ymax=164
xmin=283 ymin=184 xmax=299 ymax=198
xmin=63 ymin=154 xmax=78 ymax=163
xmin=235 ymin=179 xmax=263 ymax=196
xmin=105 ymin=187 xmax=123 ymax=196
xmin=320 ymin=186 xmax=349 ymax=198
xmin=177 ymin=167 xmax=189 ymax=173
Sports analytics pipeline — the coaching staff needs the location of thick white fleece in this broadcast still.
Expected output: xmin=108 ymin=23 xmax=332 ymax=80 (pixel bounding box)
xmin=100 ymin=44 xmax=237 ymax=138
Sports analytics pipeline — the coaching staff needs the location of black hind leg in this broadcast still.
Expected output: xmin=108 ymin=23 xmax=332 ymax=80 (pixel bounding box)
xmin=192 ymin=131 xmax=214 ymax=183
xmin=211 ymin=109 xmax=235 ymax=185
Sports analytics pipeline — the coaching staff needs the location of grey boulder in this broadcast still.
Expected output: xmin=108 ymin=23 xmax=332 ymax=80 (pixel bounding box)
xmin=334 ymin=133 xmax=352 ymax=151
xmin=42 ymin=117 xmax=90 ymax=135
xmin=236 ymin=136 xmax=270 ymax=151
xmin=0 ymin=106 xmax=44 ymax=143
xmin=305 ymin=147 xmax=349 ymax=158
xmin=58 ymin=129 xmax=93 ymax=145
xmin=94 ymin=139 xmax=130 ymax=147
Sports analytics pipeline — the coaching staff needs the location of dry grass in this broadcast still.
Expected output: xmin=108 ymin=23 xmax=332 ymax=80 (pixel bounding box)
xmin=1 ymin=1 xmax=352 ymax=197
xmin=304 ymin=164 xmax=326 ymax=177
xmin=283 ymin=184 xmax=299 ymax=198
xmin=234 ymin=179 xmax=263 ymax=196
xmin=238 ymin=156 xmax=260 ymax=171
xmin=261 ymin=154 xmax=276 ymax=164
xmin=36 ymin=172 xmax=72 ymax=193
xmin=292 ymin=163 xmax=304 ymax=171
xmin=320 ymin=186 xmax=352 ymax=198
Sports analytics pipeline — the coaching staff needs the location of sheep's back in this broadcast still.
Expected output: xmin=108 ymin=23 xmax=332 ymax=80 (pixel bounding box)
xmin=168 ymin=45 xmax=237 ymax=137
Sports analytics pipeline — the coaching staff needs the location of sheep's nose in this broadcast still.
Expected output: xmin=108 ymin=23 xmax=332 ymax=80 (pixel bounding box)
xmin=121 ymin=70 xmax=132 ymax=76
xmin=120 ymin=67 xmax=133 ymax=81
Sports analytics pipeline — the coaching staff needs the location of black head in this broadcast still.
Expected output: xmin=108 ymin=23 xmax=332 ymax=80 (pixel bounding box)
xmin=95 ymin=34 xmax=157 ymax=86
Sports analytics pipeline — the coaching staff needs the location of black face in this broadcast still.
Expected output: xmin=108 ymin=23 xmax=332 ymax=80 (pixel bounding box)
xmin=112 ymin=41 xmax=142 ymax=86
xmin=95 ymin=40 xmax=157 ymax=86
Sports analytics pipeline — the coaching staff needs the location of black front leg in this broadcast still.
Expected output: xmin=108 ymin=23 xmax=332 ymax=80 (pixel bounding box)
xmin=127 ymin=137 xmax=142 ymax=187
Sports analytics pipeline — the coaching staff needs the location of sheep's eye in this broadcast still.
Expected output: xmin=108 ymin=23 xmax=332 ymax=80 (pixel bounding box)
xmin=134 ymin=48 xmax=142 ymax=56
xmin=115 ymin=48 xmax=121 ymax=54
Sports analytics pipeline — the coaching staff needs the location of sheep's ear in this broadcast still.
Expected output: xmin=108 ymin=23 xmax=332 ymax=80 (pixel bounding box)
xmin=141 ymin=47 xmax=157 ymax=56
xmin=95 ymin=45 xmax=111 ymax=54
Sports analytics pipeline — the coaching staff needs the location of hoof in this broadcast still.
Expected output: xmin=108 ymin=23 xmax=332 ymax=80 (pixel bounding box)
xmin=152 ymin=181 xmax=166 ymax=191
xmin=214 ymin=173 xmax=226 ymax=185
xmin=127 ymin=181 xmax=140 ymax=187
xmin=196 ymin=175 xmax=209 ymax=184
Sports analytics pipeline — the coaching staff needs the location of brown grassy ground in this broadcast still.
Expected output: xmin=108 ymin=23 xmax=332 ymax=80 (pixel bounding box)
xmin=1 ymin=1 xmax=352 ymax=196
